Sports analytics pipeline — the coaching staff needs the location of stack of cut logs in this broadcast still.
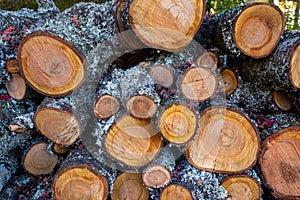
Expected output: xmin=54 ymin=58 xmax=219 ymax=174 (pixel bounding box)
xmin=2 ymin=0 xmax=300 ymax=199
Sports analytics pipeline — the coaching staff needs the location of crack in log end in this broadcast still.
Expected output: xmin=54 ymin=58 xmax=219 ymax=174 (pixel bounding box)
xmin=279 ymin=162 xmax=300 ymax=184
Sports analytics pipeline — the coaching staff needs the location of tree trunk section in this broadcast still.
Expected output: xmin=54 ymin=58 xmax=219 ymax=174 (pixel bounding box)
xmin=5 ymin=73 xmax=26 ymax=100
xmin=126 ymin=95 xmax=157 ymax=119
xmin=4 ymin=59 xmax=19 ymax=74
xmin=186 ymin=106 xmax=260 ymax=173
xmin=196 ymin=51 xmax=218 ymax=71
xmin=259 ymin=126 xmax=300 ymax=200
xmin=159 ymin=184 xmax=193 ymax=200
xmin=94 ymin=94 xmax=120 ymax=120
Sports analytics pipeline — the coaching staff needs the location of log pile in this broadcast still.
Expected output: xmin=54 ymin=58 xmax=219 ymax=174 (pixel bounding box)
xmin=0 ymin=0 xmax=299 ymax=200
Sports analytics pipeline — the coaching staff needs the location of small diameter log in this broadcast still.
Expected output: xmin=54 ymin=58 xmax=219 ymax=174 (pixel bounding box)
xmin=160 ymin=184 xmax=192 ymax=200
xmin=52 ymin=164 xmax=109 ymax=200
xmin=53 ymin=143 xmax=68 ymax=155
xmin=221 ymin=175 xmax=262 ymax=200
xmin=196 ymin=51 xmax=218 ymax=71
xmin=18 ymin=31 xmax=85 ymax=97
xmin=23 ymin=142 xmax=58 ymax=176
xmin=220 ymin=68 xmax=238 ymax=95
xmin=5 ymin=73 xmax=26 ymax=100
xmin=186 ymin=106 xmax=260 ymax=174
xmin=4 ymin=59 xmax=19 ymax=74
xmin=272 ymin=91 xmax=292 ymax=111
xmin=126 ymin=95 xmax=157 ymax=119
xmin=158 ymin=104 xmax=197 ymax=144
xmin=142 ymin=149 xmax=175 ymax=188
xmin=259 ymin=126 xmax=300 ymax=199
xmin=105 ymin=115 xmax=163 ymax=167
xmin=9 ymin=112 xmax=34 ymax=133
xmin=180 ymin=66 xmax=217 ymax=102
xmin=209 ymin=2 xmax=284 ymax=58
xmin=94 ymin=94 xmax=120 ymax=120
xmin=34 ymin=96 xmax=81 ymax=146
xmin=111 ymin=171 xmax=149 ymax=200
xmin=149 ymin=65 xmax=174 ymax=87
xmin=129 ymin=0 xmax=206 ymax=51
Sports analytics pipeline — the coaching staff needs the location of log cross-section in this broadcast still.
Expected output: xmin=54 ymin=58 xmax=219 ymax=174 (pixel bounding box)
xmin=159 ymin=184 xmax=192 ymax=200
xmin=126 ymin=95 xmax=157 ymax=119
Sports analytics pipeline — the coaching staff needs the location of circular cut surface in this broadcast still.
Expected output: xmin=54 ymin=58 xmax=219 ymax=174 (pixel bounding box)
xmin=23 ymin=142 xmax=58 ymax=176
xmin=105 ymin=115 xmax=162 ymax=167
xmin=159 ymin=104 xmax=197 ymax=144
xmin=196 ymin=51 xmax=218 ymax=70
xmin=94 ymin=95 xmax=120 ymax=119
xmin=129 ymin=0 xmax=205 ymax=51
xmin=180 ymin=67 xmax=217 ymax=102
xmin=260 ymin=126 xmax=300 ymax=199
xmin=142 ymin=166 xmax=171 ymax=188
xmin=6 ymin=73 xmax=26 ymax=100
xmin=186 ymin=106 xmax=259 ymax=173
xmin=272 ymin=91 xmax=292 ymax=111
xmin=126 ymin=95 xmax=157 ymax=119
xmin=160 ymin=184 xmax=192 ymax=200
xmin=290 ymin=43 xmax=300 ymax=89
xmin=221 ymin=175 xmax=262 ymax=200
xmin=220 ymin=68 xmax=238 ymax=95
xmin=18 ymin=32 xmax=85 ymax=96
xmin=34 ymin=108 xmax=80 ymax=146
xmin=53 ymin=164 xmax=109 ymax=200
xmin=149 ymin=65 xmax=174 ymax=87
xmin=111 ymin=172 xmax=149 ymax=200
xmin=234 ymin=3 xmax=284 ymax=58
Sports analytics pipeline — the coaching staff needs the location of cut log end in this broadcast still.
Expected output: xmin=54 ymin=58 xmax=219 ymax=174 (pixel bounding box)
xmin=4 ymin=59 xmax=19 ymax=74
xmin=53 ymin=164 xmax=109 ymax=200
xmin=6 ymin=73 xmax=26 ymax=100
xmin=149 ymin=65 xmax=174 ymax=87
xmin=23 ymin=142 xmax=58 ymax=176
xmin=18 ymin=32 xmax=85 ymax=97
xmin=233 ymin=3 xmax=284 ymax=58
xmin=160 ymin=184 xmax=192 ymax=200
xmin=105 ymin=115 xmax=163 ymax=167
xmin=129 ymin=0 xmax=205 ymax=51
xmin=186 ymin=106 xmax=260 ymax=173
xmin=34 ymin=108 xmax=81 ymax=146
xmin=94 ymin=95 xmax=120 ymax=119
xmin=220 ymin=68 xmax=238 ymax=95
xmin=142 ymin=166 xmax=171 ymax=188
xmin=260 ymin=126 xmax=300 ymax=199
xmin=196 ymin=51 xmax=218 ymax=71
xmin=272 ymin=91 xmax=292 ymax=111
xmin=111 ymin=172 xmax=149 ymax=200
xmin=159 ymin=104 xmax=197 ymax=144
xmin=8 ymin=124 xmax=29 ymax=133
xmin=180 ymin=66 xmax=217 ymax=102
xmin=290 ymin=43 xmax=300 ymax=89
xmin=53 ymin=143 xmax=68 ymax=155
xmin=126 ymin=95 xmax=157 ymax=119
xmin=221 ymin=175 xmax=262 ymax=200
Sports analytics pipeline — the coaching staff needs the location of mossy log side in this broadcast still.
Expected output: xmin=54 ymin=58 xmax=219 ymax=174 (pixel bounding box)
xmin=221 ymin=175 xmax=262 ymax=200
xmin=259 ymin=126 xmax=300 ymax=200
xmin=208 ymin=2 xmax=284 ymax=58
xmin=111 ymin=171 xmax=149 ymax=200
xmin=186 ymin=106 xmax=260 ymax=173
xmin=231 ymin=31 xmax=300 ymax=90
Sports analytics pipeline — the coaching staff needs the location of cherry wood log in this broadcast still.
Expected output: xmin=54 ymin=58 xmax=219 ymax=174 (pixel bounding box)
xmin=196 ymin=51 xmax=218 ymax=71
xmin=208 ymin=2 xmax=284 ymax=58
xmin=231 ymin=31 xmax=300 ymax=90
xmin=272 ymin=91 xmax=292 ymax=111
xmin=129 ymin=0 xmax=206 ymax=51
xmin=111 ymin=171 xmax=149 ymax=200
xmin=18 ymin=32 xmax=85 ymax=97
xmin=94 ymin=94 xmax=120 ymax=120
xmin=221 ymin=175 xmax=262 ymax=200
xmin=23 ymin=142 xmax=59 ymax=176
xmin=126 ymin=95 xmax=157 ymax=119
xmin=104 ymin=115 xmax=163 ymax=167
xmin=180 ymin=66 xmax=217 ymax=102
xmin=34 ymin=96 xmax=82 ymax=146
xmin=4 ymin=59 xmax=19 ymax=74
xmin=158 ymin=104 xmax=197 ymax=144
xmin=220 ymin=68 xmax=238 ymax=95
xmin=5 ymin=73 xmax=26 ymax=100
xmin=186 ymin=106 xmax=260 ymax=173
xmin=149 ymin=65 xmax=174 ymax=88
xmin=160 ymin=184 xmax=192 ymax=200
xmin=259 ymin=126 xmax=300 ymax=200
xmin=142 ymin=149 xmax=175 ymax=188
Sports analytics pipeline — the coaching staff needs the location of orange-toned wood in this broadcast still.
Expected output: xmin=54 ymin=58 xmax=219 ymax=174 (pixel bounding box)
xmin=149 ymin=65 xmax=174 ymax=87
xmin=160 ymin=184 xmax=192 ymax=200
xmin=126 ymin=95 xmax=157 ymax=119
xmin=196 ymin=51 xmax=218 ymax=71
xmin=4 ymin=59 xmax=19 ymax=74
xmin=272 ymin=91 xmax=292 ymax=111
xmin=6 ymin=73 xmax=26 ymax=100
xmin=94 ymin=95 xmax=120 ymax=119
xmin=220 ymin=68 xmax=238 ymax=95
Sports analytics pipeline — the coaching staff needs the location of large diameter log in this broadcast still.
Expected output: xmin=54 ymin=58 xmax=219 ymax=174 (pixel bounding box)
xmin=129 ymin=0 xmax=206 ymax=51
xmin=259 ymin=126 xmax=300 ymax=199
xmin=221 ymin=175 xmax=262 ymax=200
xmin=111 ymin=171 xmax=149 ymax=200
xmin=186 ymin=106 xmax=260 ymax=173
xmin=52 ymin=164 xmax=109 ymax=200
xmin=209 ymin=2 xmax=284 ymax=58
xmin=105 ymin=115 xmax=163 ymax=167
xmin=159 ymin=184 xmax=192 ymax=200
xmin=18 ymin=32 xmax=85 ymax=97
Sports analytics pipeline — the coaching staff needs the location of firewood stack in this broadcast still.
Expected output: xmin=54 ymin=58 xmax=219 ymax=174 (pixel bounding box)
xmin=0 ymin=0 xmax=299 ymax=199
